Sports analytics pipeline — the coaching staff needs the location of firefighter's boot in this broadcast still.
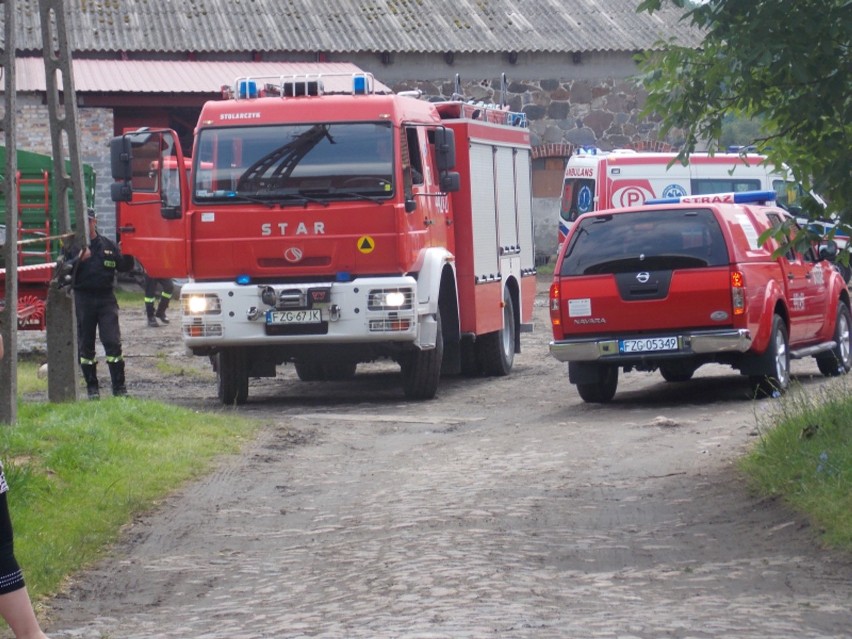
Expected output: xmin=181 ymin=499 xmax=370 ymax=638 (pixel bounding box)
xmin=81 ymin=362 xmax=100 ymax=400
xmin=108 ymin=360 xmax=128 ymax=397
xmin=155 ymin=297 xmax=171 ymax=324
xmin=145 ymin=301 xmax=159 ymax=327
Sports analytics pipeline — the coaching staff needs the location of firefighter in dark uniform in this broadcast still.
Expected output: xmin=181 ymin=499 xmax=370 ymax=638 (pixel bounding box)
xmin=62 ymin=209 xmax=134 ymax=399
xmin=143 ymin=275 xmax=175 ymax=327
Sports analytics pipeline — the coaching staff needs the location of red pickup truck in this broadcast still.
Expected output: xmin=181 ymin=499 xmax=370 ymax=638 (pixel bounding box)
xmin=548 ymin=191 xmax=852 ymax=402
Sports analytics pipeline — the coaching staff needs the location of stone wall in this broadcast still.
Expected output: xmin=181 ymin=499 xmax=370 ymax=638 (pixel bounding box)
xmin=390 ymin=76 xmax=660 ymax=152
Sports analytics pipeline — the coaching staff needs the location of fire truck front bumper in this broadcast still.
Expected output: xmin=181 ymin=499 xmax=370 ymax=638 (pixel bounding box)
xmin=180 ymin=277 xmax=432 ymax=348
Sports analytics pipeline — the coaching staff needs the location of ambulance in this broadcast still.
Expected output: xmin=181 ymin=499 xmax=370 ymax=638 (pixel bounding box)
xmin=558 ymin=148 xmax=802 ymax=245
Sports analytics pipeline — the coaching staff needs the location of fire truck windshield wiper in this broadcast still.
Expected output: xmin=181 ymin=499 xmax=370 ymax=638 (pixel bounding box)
xmin=225 ymin=192 xmax=277 ymax=208
xmin=227 ymin=191 xmax=329 ymax=208
xmin=327 ymin=189 xmax=385 ymax=204
xmin=265 ymin=190 xmax=331 ymax=208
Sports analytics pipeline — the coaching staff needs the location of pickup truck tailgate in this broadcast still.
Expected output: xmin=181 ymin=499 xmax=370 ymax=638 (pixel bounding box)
xmin=555 ymin=267 xmax=734 ymax=335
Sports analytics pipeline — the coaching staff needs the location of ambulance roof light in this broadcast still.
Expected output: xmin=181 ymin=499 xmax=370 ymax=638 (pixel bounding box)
xmin=727 ymin=145 xmax=758 ymax=153
xmin=576 ymin=146 xmax=602 ymax=156
xmin=645 ymin=190 xmax=777 ymax=205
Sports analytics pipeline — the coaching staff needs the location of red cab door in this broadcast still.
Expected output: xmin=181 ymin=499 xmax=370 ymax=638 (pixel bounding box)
xmin=117 ymin=129 xmax=189 ymax=278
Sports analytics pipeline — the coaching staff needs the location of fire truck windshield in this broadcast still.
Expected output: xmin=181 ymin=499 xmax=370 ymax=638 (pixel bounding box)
xmin=193 ymin=121 xmax=395 ymax=204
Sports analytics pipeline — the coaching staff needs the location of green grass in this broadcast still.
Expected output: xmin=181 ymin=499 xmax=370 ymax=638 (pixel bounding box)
xmin=153 ymin=352 xmax=213 ymax=379
xmin=0 ymin=397 xmax=259 ymax=611
xmin=14 ymin=360 xmax=45 ymax=395
xmin=536 ymin=259 xmax=555 ymax=279
xmin=740 ymin=382 xmax=852 ymax=549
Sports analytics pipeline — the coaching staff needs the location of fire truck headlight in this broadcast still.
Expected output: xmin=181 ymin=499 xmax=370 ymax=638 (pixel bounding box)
xmin=183 ymin=293 xmax=221 ymax=315
xmin=384 ymin=291 xmax=407 ymax=307
xmin=368 ymin=288 xmax=413 ymax=310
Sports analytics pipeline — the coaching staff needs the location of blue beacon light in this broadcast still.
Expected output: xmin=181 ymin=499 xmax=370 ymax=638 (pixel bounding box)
xmin=645 ymin=190 xmax=777 ymax=205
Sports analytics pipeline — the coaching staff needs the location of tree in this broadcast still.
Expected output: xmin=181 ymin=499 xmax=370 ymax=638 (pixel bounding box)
xmin=635 ymin=0 xmax=852 ymax=223
xmin=719 ymin=114 xmax=765 ymax=151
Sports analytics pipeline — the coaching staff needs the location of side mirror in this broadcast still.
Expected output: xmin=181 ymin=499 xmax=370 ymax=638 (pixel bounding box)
xmin=110 ymin=181 xmax=132 ymax=203
xmin=440 ymin=171 xmax=461 ymax=193
xmin=819 ymin=240 xmax=839 ymax=261
xmin=110 ymin=136 xmax=133 ymax=181
xmin=434 ymin=128 xmax=456 ymax=171
xmin=162 ymin=205 xmax=182 ymax=220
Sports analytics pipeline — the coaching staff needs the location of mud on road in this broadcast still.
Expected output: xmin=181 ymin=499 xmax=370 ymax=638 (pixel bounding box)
xmin=25 ymin=277 xmax=852 ymax=638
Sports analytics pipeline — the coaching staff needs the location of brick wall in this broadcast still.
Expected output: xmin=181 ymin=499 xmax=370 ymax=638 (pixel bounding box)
xmin=4 ymin=95 xmax=116 ymax=238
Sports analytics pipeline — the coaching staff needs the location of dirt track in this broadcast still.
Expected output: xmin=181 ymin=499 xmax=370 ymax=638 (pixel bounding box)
xmin=19 ymin=277 xmax=852 ymax=638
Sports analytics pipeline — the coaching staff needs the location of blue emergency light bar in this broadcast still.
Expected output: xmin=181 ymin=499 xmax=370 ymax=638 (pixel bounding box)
xmin=238 ymin=80 xmax=258 ymax=99
xmin=353 ymin=74 xmax=368 ymax=94
xmin=645 ymin=190 xmax=777 ymax=205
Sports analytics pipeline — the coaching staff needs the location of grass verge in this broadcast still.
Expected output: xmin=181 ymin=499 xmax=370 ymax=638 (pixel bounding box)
xmin=0 ymin=396 xmax=259 ymax=610
xmin=740 ymin=382 xmax=852 ymax=550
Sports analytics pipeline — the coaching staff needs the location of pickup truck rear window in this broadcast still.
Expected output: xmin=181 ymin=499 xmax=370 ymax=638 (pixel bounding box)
xmin=560 ymin=208 xmax=729 ymax=276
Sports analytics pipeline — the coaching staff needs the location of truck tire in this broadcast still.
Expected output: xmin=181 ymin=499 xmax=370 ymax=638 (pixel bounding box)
xmin=401 ymin=313 xmax=443 ymax=400
xmin=576 ymin=364 xmax=618 ymax=403
xmin=750 ymin=314 xmax=790 ymax=397
xmin=816 ymin=301 xmax=852 ymax=376
xmin=217 ymin=348 xmax=249 ymax=405
xmin=479 ymin=288 xmax=516 ymax=377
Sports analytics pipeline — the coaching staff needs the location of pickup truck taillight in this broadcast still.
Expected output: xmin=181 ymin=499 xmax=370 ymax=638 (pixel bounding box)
xmin=731 ymin=270 xmax=745 ymax=315
xmin=549 ymin=282 xmax=562 ymax=328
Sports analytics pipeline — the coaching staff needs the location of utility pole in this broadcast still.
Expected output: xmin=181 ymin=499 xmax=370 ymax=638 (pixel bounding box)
xmin=1 ymin=0 xmax=21 ymax=424
xmin=1 ymin=0 xmax=86 ymax=423
xmin=40 ymin=0 xmax=87 ymax=403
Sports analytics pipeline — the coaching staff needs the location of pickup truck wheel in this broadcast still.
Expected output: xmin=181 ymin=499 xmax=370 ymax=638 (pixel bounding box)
xmin=659 ymin=361 xmax=696 ymax=383
xmin=576 ymin=365 xmax=618 ymax=403
xmin=479 ymin=288 xmax=516 ymax=377
xmin=217 ymin=348 xmax=249 ymax=405
xmin=401 ymin=313 xmax=443 ymax=400
xmin=816 ymin=301 xmax=852 ymax=376
xmin=750 ymin=314 xmax=790 ymax=396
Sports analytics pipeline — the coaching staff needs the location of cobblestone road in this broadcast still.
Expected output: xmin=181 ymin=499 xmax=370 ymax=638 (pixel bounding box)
xmin=34 ymin=285 xmax=852 ymax=639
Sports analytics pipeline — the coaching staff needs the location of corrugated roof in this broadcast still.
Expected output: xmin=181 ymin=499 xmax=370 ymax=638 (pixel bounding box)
xmin=3 ymin=0 xmax=703 ymax=55
xmin=12 ymin=59 xmax=389 ymax=94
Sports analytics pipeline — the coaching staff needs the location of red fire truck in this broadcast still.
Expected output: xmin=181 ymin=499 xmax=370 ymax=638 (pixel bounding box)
xmin=110 ymin=72 xmax=536 ymax=404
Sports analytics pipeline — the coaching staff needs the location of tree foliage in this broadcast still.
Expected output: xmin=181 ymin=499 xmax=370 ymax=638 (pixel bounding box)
xmin=635 ymin=0 xmax=852 ymax=222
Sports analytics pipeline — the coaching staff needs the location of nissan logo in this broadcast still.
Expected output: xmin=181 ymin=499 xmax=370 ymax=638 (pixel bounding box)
xmin=636 ymin=272 xmax=650 ymax=283
xmin=283 ymin=247 xmax=304 ymax=263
